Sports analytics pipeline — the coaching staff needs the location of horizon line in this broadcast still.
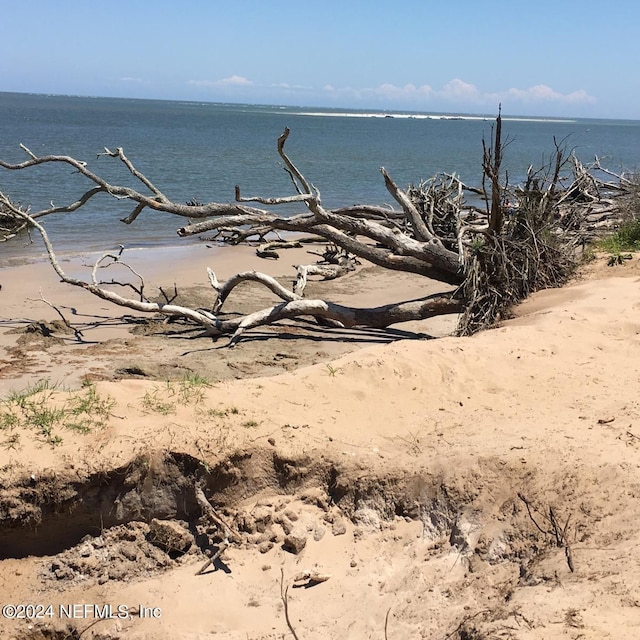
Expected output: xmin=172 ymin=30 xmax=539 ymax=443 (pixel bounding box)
xmin=1 ymin=90 xmax=636 ymax=124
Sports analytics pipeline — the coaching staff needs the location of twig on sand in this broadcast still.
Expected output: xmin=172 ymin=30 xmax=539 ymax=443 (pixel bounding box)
xmin=194 ymin=484 xmax=241 ymax=576
xmin=518 ymin=493 xmax=575 ymax=572
xmin=194 ymin=485 xmax=241 ymax=542
xmin=37 ymin=291 xmax=84 ymax=341
xmin=196 ymin=540 xmax=229 ymax=576
xmin=281 ymin=567 xmax=301 ymax=640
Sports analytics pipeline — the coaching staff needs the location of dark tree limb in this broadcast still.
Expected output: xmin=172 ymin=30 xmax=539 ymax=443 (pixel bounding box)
xmin=223 ymin=295 xmax=463 ymax=347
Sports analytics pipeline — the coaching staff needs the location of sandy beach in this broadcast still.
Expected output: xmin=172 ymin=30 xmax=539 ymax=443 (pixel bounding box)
xmin=1 ymin=243 xmax=640 ymax=639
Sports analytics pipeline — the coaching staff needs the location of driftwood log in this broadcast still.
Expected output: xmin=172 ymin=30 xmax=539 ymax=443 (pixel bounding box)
xmin=0 ymin=114 xmax=634 ymax=343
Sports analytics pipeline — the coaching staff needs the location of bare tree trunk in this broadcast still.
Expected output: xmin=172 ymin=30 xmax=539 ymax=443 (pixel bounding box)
xmin=484 ymin=107 xmax=504 ymax=235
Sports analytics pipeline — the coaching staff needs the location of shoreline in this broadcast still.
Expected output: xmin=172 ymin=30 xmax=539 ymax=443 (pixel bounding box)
xmin=0 ymin=240 xmax=460 ymax=394
xmin=0 ymin=233 xmax=211 ymax=269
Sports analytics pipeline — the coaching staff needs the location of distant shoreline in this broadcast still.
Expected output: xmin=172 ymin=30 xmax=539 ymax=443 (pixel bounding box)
xmin=292 ymin=110 xmax=577 ymax=124
xmin=1 ymin=90 xmax=631 ymax=124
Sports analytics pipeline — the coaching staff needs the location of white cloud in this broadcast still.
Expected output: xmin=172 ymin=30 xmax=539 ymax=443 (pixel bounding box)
xmin=220 ymin=75 xmax=253 ymax=87
xmin=439 ymin=78 xmax=479 ymax=100
xmin=374 ymin=83 xmax=433 ymax=99
xmin=345 ymin=79 xmax=596 ymax=110
xmin=185 ymin=75 xmax=595 ymax=114
xmin=271 ymin=82 xmax=311 ymax=90
xmin=505 ymin=84 xmax=595 ymax=104
xmin=188 ymin=75 xmax=254 ymax=88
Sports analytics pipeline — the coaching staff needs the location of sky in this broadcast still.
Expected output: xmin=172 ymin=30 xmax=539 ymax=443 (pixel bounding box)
xmin=1 ymin=0 xmax=638 ymax=119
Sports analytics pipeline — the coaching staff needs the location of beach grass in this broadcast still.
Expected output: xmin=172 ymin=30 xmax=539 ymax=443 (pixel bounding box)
xmin=0 ymin=381 xmax=115 ymax=448
xmin=597 ymin=217 xmax=640 ymax=254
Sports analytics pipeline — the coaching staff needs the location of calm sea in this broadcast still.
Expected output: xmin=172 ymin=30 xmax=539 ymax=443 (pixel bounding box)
xmin=1 ymin=92 xmax=639 ymax=264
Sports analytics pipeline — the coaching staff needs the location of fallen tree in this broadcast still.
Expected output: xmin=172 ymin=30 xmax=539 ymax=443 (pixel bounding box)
xmin=0 ymin=113 xmax=633 ymax=344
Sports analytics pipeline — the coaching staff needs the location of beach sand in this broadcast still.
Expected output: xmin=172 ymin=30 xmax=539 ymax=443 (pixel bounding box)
xmin=1 ymin=244 xmax=640 ymax=639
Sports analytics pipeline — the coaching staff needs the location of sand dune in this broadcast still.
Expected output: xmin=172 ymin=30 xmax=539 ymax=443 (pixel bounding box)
xmin=0 ymin=251 xmax=639 ymax=639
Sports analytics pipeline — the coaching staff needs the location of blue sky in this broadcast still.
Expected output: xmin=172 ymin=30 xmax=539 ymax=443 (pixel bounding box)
xmin=2 ymin=0 xmax=638 ymax=119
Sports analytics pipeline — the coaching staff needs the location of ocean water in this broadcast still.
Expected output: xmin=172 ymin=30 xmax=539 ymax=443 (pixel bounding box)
xmin=1 ymin=92 xmax=639 ymax=263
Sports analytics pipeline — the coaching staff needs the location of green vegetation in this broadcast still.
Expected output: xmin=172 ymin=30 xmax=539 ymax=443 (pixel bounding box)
xmin=0 ymin=380 xmax=115 ymax=448
xmin=65 ymin=384 xmax=116 ymax=433
xmin=140 ymin=374 xmax=212 ymax=415
xmin=596 ymin=218 xmax=640 ymax=255
xmin=197 ymin=405 xmax=239 ymax=420
xmin=588 ymin=172 xmax=640 ymax=265
xmin=0 ymin=372 xmax=251 ymax=451
xmin=325 ymin=363 xmax=342 ymax=377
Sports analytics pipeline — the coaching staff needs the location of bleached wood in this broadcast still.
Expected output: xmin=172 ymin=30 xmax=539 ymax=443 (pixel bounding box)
xmin=293 ymin=263 xmax=355 ymax=296
xmin=208 ymin=269 xmax=302 ymax=313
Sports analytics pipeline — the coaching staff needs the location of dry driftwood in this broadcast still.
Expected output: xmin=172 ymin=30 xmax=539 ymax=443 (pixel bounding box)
xmin=293 ymin=263 xmax=356 ymax=296
xmin=0 ymin=128 xmax=468 ymax=343
xmin=256 ymin=240 xmax=302 ymax=259
xmin=0 ymin=136 xmax=462 ymax=283
xmin=0 ymin=116 xmax=633 ymax=343
xmin=3 ymin=206 xmax=462 ymax=345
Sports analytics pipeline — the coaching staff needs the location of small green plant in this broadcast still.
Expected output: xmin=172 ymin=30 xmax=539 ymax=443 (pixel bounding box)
xmin=140 ymin=374 xmax=212 ymax=415
xmin=141 ymin=385 xmax=177 ymax=415
xmin=31 ymin=406 xmax=66 ymax=439
xmin=597 ymin=218 xmax=640 ymax=255
xmin=197 ymin=405 xmax=239 ymax=419
xmin=48 ymin=434 xmax=64 ymax=447
xmin=469 ymin=237 xmax=486 ymax=255
xmin=65 ymin=384 xmax=116 ymax=432
xmin=6 ymin=379 xmax=57 ymax=408
xmin=0 ymin=380 xmax=115 ymax=447
xmin=0 ymin=410 xmax=19 ymax=431
xmin=181 ymin=372 xmax=211 ymax=387
xmin=607 ymin=253 xmax=633 ymax=267
xmin=5 ymin=382 xmax=65 ymax=441
xmin=325 ymin=364 xmax=341 ymax=377
xmin=177 ymin=374 xmax=211 ymax=405
xmin=242 ymin=419 xmax=259 ymax=428
xmin=1 ymin=432 xmax=21 ymax=450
